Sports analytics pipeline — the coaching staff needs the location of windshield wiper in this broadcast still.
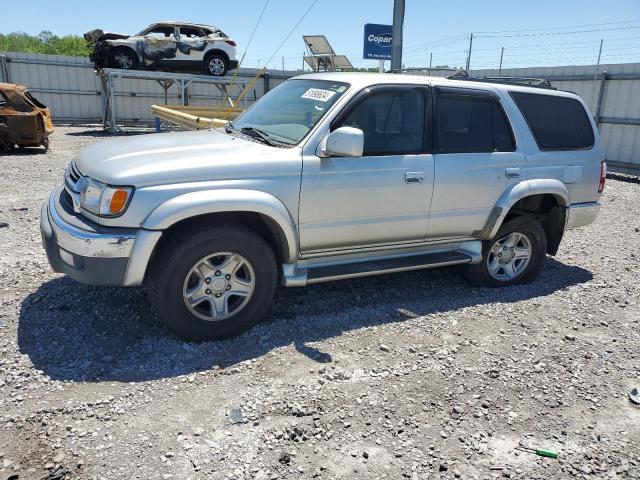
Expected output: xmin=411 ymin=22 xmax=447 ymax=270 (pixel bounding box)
xmin=239 ymin=127 xmax=281 ymax=147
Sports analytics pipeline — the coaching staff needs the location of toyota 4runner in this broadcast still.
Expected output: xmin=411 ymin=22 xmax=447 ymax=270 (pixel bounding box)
xmin=41 ymin=73 xmax=605 ymax=340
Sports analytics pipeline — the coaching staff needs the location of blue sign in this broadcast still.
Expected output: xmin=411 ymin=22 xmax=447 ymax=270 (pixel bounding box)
xmin=363 ymin=23 xmax=392 ymax=60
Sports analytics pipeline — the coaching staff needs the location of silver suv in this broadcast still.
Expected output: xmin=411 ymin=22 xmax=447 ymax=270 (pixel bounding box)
xmin=40 ymin=73 xmax=605 ymax=341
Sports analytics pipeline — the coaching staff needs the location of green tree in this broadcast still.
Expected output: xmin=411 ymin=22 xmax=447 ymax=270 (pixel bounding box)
xmin=0 ymin=30 xmax=90 ymax=56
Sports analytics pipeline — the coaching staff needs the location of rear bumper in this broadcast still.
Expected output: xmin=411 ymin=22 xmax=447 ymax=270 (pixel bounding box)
xmin=40 ymin=188 xmax=137 ymax=286
xmin=566 ymin=201 xmax=600 ymax=229
xmin=229 ymin=60 xmax=239 ymax=70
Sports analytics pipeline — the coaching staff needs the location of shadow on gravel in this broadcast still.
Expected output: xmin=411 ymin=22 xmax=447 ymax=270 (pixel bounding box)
xmin=65 ymin=129 xmax=152 ymax=138
xmin=18 ymin=258 xmax=592 ymax=383
xmin=0 ymin=147 xmax=48 ymax=156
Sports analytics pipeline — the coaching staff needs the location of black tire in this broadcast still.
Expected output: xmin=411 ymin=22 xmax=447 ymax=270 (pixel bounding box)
xmin=147 ymin=225 xmax=277 ymax=341
xmin=203 ymin=53 xmax=228 ymax=76
xmin=464 ymin=216 xmax=547 ymax=287
xmin=109 ymin=47 xmax=139 ymax=70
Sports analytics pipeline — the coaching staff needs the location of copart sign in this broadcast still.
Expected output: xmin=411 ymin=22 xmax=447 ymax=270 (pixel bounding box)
xmin=363 ymin=23 xmax=392 ymax=60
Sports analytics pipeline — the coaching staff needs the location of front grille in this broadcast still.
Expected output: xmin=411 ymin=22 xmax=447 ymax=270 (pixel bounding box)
xmin=65 ymin=162 xmax=83 ymax=193
xmin=61 ymin=188 xmax=74 ymax=210
xmin=63 ymin=162 xmax=84 ymax=213
xmin=69 ymin=162 xmax=81 ymax=184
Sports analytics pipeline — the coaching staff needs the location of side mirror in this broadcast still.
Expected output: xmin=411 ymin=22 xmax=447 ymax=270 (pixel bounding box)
xmin=320 ymin=126 xmax=364 ymax=157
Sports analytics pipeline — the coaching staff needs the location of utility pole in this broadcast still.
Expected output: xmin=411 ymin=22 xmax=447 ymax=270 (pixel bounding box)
xmin=498 ymin=47 xmax=504 ymax=75
xmin=391 ymin=0 xmax=405 ymax=73
xmin=429 ymin=52 xmax=432 ymax=68
xmin=465 ymin=33 xmax=473 ymax=71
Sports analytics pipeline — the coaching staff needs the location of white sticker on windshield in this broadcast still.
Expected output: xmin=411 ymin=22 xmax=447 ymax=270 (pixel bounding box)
xmin=301 ymin=88 xmax=337 ymax=102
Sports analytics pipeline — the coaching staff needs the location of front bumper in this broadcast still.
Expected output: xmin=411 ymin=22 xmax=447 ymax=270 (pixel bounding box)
xmin=566 ymin=201 xmax=601 ymax=229
xmin=40 ymin=188 xmax=138 ymax=286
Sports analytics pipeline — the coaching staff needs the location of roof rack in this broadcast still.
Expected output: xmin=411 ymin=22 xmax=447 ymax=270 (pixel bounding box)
xmin=446 ymin=70 xmax=555 ymax=89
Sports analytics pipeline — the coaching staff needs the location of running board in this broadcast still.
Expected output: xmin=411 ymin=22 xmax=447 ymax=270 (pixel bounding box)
xmin=283 ymin=250 xmax=475 ymax=286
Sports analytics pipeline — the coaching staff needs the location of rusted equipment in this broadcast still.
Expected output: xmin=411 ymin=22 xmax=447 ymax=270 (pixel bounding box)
xmin=0 ymin=82 xmax=53 ymax=151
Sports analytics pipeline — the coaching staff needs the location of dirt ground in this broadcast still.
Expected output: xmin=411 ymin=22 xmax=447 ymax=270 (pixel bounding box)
xmin=0 ymin=126 xmax=639 ymax=480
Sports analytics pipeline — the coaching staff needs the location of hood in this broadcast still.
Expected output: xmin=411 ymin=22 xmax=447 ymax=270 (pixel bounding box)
xmin=75 ymin=129 xmax=301 ymax=187
xmin=84 ymin=29 xmax=130 ymax=43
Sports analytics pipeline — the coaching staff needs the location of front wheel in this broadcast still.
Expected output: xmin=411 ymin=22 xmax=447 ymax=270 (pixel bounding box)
xmin=147 ymin=225 xmax=277 ymax=341
xmin=464 ymin=216 xmax=547 ymax=287
xmin=109 ymin=47 xmax=138 ymax=70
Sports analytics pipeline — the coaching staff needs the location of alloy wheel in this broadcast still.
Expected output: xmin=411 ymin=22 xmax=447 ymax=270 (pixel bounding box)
xmin=486 ymin=231 xmax=532 ymax=281
xmin=208 ymin=58 xmax=225 ymax=75
xmin=114 ymin=52 xmax=134 ymax=69
xmin=182 ymin=252 xmax=255 ymax=321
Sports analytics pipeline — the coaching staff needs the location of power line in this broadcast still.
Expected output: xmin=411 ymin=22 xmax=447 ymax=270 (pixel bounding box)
xmin=403 ymin=33 xmax=470 ymax=51
xmin=475 ymin=19 xmax=640 ymax=35
xmin=237 ymin=0 xmax=270 ymax=69
xmin=477 ymin=25 xmax=640 ymax=38
xmin=261 ymin=0 xmax=319 ymax=69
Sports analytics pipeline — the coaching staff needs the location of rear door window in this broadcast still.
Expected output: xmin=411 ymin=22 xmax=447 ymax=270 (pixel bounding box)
xmin=510 ymin=92 xmax=594 ymax=150
xmin=435 ymin=90 xmax=515 ymax=153
xmin=179 ymin=27 xmax=206 ymax=38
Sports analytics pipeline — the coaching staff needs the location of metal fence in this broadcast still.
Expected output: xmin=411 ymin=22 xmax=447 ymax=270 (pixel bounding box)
xmin=1 ymin=51 xmax=639 ymax=174
xmin=0 ymin=51 xmax=296 ymax=125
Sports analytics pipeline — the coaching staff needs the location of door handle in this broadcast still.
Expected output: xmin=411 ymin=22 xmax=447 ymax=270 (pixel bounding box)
xmin=505 ymin=168 xmax=521 ymax=179
xmin=405 ymin=171 xmax=425 ymax=184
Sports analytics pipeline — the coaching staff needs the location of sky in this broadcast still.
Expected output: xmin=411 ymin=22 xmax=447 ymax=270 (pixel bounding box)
xmin=1 ymin=0 xmax=640 ymax=71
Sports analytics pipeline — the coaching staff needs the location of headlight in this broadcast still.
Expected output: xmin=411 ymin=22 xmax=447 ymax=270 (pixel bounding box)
xmin=79 ymin=178 xmax=133 ymax=217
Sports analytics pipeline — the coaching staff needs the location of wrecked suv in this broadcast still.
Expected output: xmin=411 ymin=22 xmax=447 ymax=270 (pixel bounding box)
xmin=84 ymin=21 xmax=239 ymax=76
xmin=41 ymin=73 xmax=605 ymax=341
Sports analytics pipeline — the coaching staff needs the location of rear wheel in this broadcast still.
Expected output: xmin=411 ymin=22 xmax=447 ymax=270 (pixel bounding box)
xmin=464 ymin=216 xmax=547 ymax=287
xmin=109 ymin=47 xmax=138 ymax=70
xmin=147 ymin=225 xmax=277 ymax=341
xmin=204 ymin=53 xmax=228 ymax=76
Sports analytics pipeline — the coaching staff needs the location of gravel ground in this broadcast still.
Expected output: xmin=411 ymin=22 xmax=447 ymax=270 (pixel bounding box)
xmin=1 ymin=126 xmax=639 ymax=480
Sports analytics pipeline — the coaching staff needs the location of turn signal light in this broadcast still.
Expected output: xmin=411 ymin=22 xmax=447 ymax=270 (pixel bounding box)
xmin=225 ymin=40 xmax=237 ymax=47
xmin=109 ymin=189 xmax=129 ymax=214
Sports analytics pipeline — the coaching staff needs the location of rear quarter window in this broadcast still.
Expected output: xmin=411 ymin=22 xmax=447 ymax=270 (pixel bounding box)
xmin=511 ymin=92 xmax=594 ymax=150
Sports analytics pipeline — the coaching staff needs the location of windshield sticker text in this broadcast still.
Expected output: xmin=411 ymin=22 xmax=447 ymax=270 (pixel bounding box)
xmin=301 ymin=88 xmax=337 ymax=102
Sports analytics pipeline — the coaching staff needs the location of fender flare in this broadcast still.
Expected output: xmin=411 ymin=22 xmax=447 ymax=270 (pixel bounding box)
xmin=204 ymin=49 xmax=230 ymax=64
xmin=481 ymin=179 xmax=570 ymax=240
xmin=142 ymin=189 xmax=299 ymax=262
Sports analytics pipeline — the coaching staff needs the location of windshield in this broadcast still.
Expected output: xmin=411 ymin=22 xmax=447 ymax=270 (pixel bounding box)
xmin=229 ymin=79 xmax=349 ymax=146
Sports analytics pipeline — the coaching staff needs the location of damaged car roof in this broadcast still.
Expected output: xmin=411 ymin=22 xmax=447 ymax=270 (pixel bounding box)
xmin=149 ymin=21 xmax=221 ymax=31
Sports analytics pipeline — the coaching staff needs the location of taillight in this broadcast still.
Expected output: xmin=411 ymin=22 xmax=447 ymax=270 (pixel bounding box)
xmin=224 ymin=40 xmax=236 ymax=47
xmin=598 ymin=160 xmax=607 ymax=193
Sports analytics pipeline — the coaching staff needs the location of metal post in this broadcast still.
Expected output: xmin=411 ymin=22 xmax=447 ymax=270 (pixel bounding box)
xmin=465 ymin=33 xmax=474 ymax=71
xmin=282 ymin=56 xmax=285 ymax=79
xmin=594 ymin=71 xmax=608 ymax=127
xmin=302 ymin=53 xmax=305 ymax=72
xmin=0 ymin=54 xmax=10 ymax=83
xmin=499 ymin=47 xmax=504 ymax=75
xmin=391 ymin=0 xmax=405 ymax=73
xmin=263 ymin=72 xmax=270 ymax=94
xmin=109 ymin=73 xmax=117 ymax=133
xmin=429 ymin=52 xmax=432 ymax=68
xmin=378 ymin=60 xmax=384 ymax=73
xmin=590 ymin=39 xmax=604 ymax=112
